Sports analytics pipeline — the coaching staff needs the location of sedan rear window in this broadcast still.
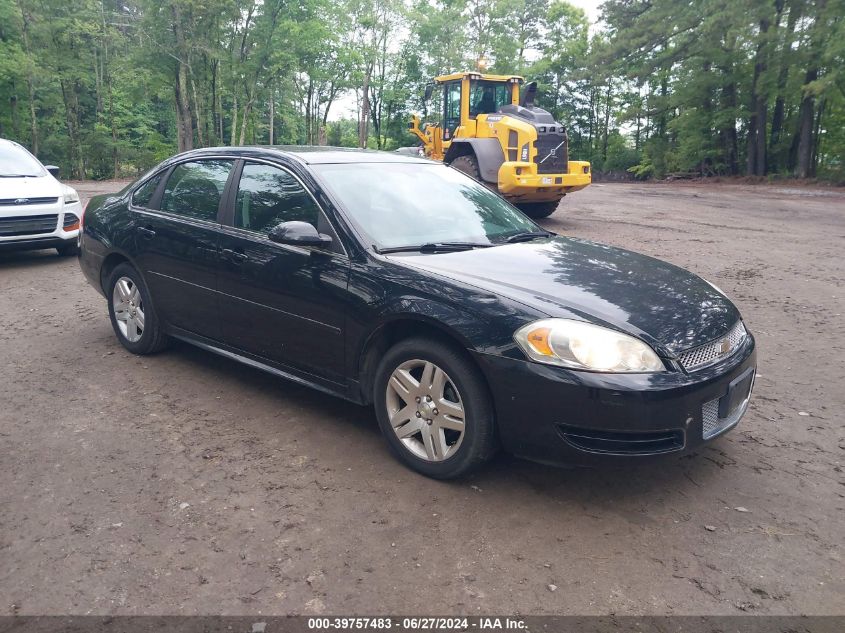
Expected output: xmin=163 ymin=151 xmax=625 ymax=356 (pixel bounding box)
xmin=160 ymin=160 xmax=233 ymax=222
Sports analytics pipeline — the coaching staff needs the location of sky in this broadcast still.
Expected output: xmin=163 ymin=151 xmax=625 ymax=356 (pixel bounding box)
xmin=330 ymin=0 xmax=605 ymax=122
xmin=569 ymin=0 xmax=602 ymax=24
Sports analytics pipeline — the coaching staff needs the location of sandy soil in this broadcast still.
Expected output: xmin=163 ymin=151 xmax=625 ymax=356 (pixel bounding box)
xmin=1 ymin=180 xmax=842 ymax=616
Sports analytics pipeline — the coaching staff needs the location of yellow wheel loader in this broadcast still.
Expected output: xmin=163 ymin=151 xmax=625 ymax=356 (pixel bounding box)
xmin=408 ymin=72 xmax=591 ymax=219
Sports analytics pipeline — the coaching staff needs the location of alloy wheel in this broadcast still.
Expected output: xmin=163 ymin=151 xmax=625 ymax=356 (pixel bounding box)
xmin=385 ymin=359 xmax=465 ymax=461
xmin=112 ymin=276 xmax=145 ymax=343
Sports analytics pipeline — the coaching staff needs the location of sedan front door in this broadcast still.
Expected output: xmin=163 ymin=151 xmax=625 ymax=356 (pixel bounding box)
xmin=216 ymin=160 xmax=350 ymax=383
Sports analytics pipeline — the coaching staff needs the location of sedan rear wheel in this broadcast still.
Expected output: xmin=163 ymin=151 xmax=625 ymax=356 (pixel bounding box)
xmin=374 ymin=337 xmax=497 ymax=479
xmin=112 ymin=276 xmax=145 ymax=343
xmin=106 ymin=262 xmax=169 ymax=354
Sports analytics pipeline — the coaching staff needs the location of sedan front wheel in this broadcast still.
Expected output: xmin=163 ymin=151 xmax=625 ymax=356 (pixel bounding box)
xmin=374 ymin=338 xmax=497 ymax=478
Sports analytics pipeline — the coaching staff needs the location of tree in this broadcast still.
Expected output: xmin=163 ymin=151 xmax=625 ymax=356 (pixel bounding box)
xmin=0 ymin=0 xmax=840 ymax=181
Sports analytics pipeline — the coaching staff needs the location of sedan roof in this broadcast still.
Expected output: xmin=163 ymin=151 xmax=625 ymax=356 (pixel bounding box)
xmin=184 ymin=145 xmax=432 ymax=165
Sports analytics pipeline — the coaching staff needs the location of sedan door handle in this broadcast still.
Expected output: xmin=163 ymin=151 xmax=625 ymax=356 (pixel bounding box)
xmin=136 ymin=226 xmax=156 ymax=240
xmin=222 ymin=248 xmax=248 ymax=264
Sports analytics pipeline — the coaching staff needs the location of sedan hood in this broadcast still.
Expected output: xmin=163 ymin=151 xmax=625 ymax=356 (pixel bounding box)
xmin=0 ymin=175 xmax=62 ymax=200
xmin=390 ymin=237 xmax=740 ymax=354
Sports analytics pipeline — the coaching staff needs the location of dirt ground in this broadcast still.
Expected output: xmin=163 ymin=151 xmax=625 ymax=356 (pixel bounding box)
xmin=1 ymin=180 xmax=843 ymax=616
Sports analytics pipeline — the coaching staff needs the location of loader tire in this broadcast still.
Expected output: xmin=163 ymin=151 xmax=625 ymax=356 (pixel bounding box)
xmin=450 ymin=154 xmax=496 ymax=192
xmin=517 ymin=200 xmax=560 ymax=219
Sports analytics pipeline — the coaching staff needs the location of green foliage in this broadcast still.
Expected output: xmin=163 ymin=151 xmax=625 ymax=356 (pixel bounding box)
xmin=326 ymin=119 xmax=359 ymax=147
xmin=603 ymin=131 xmax=640 ymax=173
xmin=0 ymin=0 xmax=840 ymax=180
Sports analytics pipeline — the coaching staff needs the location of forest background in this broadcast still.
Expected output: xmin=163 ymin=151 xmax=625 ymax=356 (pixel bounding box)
xmin=0 ymin=0 xmax=841 ymax=182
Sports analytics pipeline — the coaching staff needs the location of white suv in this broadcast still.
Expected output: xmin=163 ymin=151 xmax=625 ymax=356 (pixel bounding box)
xmin=0 ymin=138 xmax=83 ymax=256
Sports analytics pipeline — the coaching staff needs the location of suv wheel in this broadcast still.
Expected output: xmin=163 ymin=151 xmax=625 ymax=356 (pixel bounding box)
xmin=56 ymin=241 xmax=79 ymax=256
xmin=106 ymin=263 xmax=169 ymax=354
xmin=373 ymin=337 xmax=497 ymax=479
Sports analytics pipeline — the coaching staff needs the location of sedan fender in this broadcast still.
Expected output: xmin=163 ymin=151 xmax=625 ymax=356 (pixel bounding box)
xmin=351 ymin=289 xmax=542 ymax=405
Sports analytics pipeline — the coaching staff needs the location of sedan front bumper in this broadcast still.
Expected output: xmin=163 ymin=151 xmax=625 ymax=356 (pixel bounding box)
xmin=472 ymin=334 xmax=756 ymax=465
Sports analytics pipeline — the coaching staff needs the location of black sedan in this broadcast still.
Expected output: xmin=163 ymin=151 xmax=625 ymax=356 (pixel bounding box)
xmin=79 ymin=146 xmax=756 ymax=479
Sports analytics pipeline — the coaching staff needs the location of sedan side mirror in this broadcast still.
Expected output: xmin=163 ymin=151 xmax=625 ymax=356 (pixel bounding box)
xmin=45 ymin=165 xmax=60 ymax=178
xmin=268 ymin=221 xmax=332 ymax=249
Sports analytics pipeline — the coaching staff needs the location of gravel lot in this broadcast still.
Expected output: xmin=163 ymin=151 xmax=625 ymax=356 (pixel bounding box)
xmin=1 ymin=180 xmax=842 ymax=616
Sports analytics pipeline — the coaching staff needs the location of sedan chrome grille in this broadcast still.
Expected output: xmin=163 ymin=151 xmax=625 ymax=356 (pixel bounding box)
xmin=701 ymin=377 xmax=753 ymax=440
xmin=677 ymin=321 xmax=746 ymax=372
xmin=701 ymin=399 xmax=722 ymax=439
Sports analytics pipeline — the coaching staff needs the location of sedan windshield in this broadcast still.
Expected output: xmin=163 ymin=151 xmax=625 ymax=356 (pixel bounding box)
xmin=0 ymin=143 xmax=45 ymax=178
xmin=313 ymin=162 xmax=540 ymax=250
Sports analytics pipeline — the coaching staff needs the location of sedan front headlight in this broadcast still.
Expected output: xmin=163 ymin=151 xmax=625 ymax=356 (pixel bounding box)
xmin=63 ymin=187 xmax=79 ymax=204
xmin=514 ymin=318 xmax=665 ymax=372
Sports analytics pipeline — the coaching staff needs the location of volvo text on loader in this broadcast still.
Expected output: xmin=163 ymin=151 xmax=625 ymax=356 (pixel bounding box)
xmin=408 ymin=72 xmax=591 ymax=219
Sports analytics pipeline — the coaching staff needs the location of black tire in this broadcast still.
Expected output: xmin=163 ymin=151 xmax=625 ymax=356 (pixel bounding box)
xmin=106 ymin=262 xmax=169 ymax=355
xmin=56 ymin=241 xmax=79 ymax=256
xmin=517 ymin=200 xmax=560 ymax=219
xmin=450 ymin=154 xmax=497 ymax=192
xmin=450 ymin=153 xmax=482 ymax=179
xmin=373 ymin=337 xmax=497 ymax=479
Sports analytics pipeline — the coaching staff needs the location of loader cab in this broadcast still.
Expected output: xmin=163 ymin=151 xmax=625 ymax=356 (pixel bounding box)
xmin=443 ymin=80 xmax=462 ymax=140
xmin=434 ymin=72 xmax=523 ymax=141
xmin=469 ymin=80 xmax=513 ymax=118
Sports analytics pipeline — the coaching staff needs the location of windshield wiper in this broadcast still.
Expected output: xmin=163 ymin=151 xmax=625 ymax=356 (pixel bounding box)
xmin=376 ymin=242 xmax=493 ymax=254
xmin=502 ymin=231 xmax=554 ymax=243
xmin=0 ymin=173 xmax=40 ymax=178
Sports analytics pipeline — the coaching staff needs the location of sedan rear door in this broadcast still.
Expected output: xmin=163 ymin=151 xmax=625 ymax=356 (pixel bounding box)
xmin=131 ymin=159 xmax=235 ymax=341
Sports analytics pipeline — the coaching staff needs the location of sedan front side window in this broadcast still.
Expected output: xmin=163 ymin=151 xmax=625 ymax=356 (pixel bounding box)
xmin=234 ymin=162 xmax=320 ymax=234
xmin=131 ymin=172 xmax=163 ymax=209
